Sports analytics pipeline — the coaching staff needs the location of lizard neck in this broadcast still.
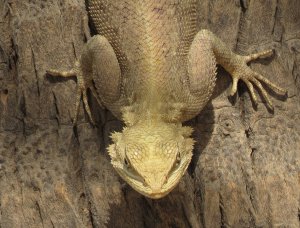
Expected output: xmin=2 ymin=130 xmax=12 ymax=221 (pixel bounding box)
xmin=121 ymin=99 xmax=183 ymax=126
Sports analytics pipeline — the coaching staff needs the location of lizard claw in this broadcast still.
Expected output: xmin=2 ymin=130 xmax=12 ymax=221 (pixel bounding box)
xmin=230 ymin=49 xmax=287 ymax=109
xmin=229 ymin=77 xmax=238 ymax=96
xmin=47 ymin=61 xmax=97 ymax=125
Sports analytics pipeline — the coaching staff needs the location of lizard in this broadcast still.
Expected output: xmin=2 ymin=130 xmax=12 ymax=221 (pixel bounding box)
xmin=47 ymin=0 xmax=286 ymax=199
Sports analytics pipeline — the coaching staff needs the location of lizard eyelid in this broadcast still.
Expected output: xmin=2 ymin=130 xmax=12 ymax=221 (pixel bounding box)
xmin=124 ymin=157 xmax=130 ymax=167
xmin=175 ymin=143 xmax=181 ymax=166
xmin=166 ymin=152 xmax=182 ymax=181
xmin=169 ymin=152 xmax=181 ymax=176
xmin=176 ymin=152 xmax=181 ymax=166
xmin=123 ymin=160 xmax=145 ymax=184
xmin=124 ymin=148 xmax=131 ymax=167
xmin=123 ymin=148 xmax=146 ymax=184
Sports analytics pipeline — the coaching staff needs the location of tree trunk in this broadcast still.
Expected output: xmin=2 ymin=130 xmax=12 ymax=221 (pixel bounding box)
xmin=0 ymin=0 xmax=299 ymax=227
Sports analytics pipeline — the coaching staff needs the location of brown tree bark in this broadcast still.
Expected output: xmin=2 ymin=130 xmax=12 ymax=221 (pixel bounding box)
xmin=0 ymin=0 xmax=299 ymax=227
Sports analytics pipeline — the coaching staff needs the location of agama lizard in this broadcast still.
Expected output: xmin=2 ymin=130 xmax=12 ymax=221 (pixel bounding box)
xmin=47 ymin=0 xmax=286 ymax=199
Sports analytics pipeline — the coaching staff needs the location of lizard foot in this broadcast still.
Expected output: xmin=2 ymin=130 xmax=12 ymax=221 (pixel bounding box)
xmin=230 ymin=49 xmax=287 ymax=110
xmin=47 ymin=61 xmax=102 ymax=125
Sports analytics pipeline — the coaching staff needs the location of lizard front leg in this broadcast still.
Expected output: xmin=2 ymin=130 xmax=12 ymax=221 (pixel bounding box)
xmin=47 ymin=35 xmax=121 ymax=124
xmin=188 ymin=29 xmax=286 ymax=110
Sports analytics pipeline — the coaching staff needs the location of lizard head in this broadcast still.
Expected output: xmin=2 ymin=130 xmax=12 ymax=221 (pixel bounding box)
xmin=108 ymin=122 xmax=194 ymax=199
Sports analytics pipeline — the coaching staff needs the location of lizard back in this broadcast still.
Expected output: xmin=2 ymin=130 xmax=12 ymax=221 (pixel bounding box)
xmin=88 ymin=0 xmax=199 ymax=108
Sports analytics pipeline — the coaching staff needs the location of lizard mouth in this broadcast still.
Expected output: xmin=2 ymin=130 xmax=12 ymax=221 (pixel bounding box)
xmin=115 ymin=169 xmax=174 ymax=198
xmin=113 ymin=153 xmax=192 ymax=199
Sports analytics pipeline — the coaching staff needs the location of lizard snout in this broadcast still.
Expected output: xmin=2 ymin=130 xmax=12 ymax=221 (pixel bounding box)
xmin=147 ymin=174 xmax=168 ymax=195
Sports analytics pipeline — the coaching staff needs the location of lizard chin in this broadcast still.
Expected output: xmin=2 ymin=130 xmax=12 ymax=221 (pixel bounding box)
xmin=114 ymin=166 xmax=190 ymax=199
xmin=110 ymin=144 xmax=193 ymax=199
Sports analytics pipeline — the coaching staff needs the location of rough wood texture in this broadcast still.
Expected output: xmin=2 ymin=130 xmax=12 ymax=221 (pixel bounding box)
xmin=0 ymin=0 xmax=299 ymax=227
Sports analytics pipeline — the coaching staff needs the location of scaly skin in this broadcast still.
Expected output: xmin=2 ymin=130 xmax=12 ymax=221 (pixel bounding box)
xmin=47 ymin=0 xmax=286 ymax=199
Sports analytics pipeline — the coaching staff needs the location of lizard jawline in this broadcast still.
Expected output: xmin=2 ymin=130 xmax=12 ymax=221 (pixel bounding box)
xmin=113 ymin=153 xmax=192 ymax=199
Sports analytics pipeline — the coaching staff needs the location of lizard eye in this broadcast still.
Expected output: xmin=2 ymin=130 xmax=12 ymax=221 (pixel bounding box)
xmin=124 ymin=156 xmax=130 ymax=167
xmin=124 ymin=148 xmax=131 ymax=168
xmin=167 ymin=152 xmax=182 ymax=180
xmin=176 ymin=152 xmax=181 ymax=166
